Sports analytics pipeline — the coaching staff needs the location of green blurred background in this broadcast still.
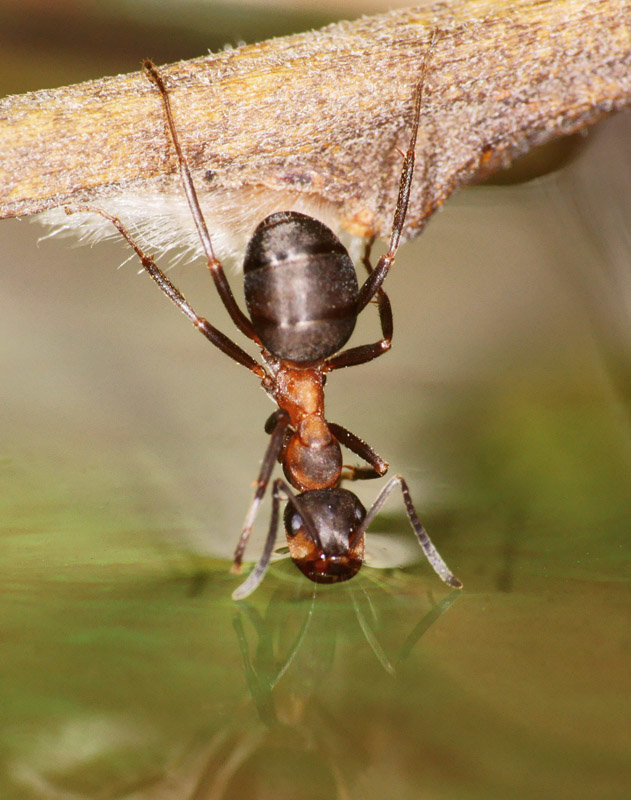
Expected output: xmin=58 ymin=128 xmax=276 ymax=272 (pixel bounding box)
xmin=1 ymin=2 xmax=630 ymax=799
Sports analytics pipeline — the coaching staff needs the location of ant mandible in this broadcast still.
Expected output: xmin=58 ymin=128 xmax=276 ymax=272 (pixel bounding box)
xmin=68 ymin=44 xmax=462 ymax=599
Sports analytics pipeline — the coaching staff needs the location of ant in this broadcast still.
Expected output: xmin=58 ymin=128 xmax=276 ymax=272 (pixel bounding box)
xmin=67 ymin=48 xmax=462 ymax=600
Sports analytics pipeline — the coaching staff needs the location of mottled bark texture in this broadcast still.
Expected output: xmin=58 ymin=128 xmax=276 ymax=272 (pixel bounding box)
xmin=1 ymin=0 xmax=630 ymax=242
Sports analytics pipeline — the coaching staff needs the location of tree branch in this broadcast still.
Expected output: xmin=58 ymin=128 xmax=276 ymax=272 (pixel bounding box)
xmin=1 ymin=0 xmax=630 ymax=253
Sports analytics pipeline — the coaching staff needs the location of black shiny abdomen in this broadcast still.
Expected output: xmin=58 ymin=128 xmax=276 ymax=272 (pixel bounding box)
xmin=243 ymin=211 xmax=359 ymax=362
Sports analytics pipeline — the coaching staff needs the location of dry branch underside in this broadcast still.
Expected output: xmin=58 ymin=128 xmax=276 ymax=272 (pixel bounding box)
xmin=1 ymin=0 xmax=630 ymax=261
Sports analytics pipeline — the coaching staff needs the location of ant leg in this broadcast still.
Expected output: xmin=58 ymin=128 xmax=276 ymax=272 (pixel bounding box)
xmin=233 ymin=478 xmax=321 ymax=600
xmin=324 ymin=238 xmax=393 ymax=371
xmin=143 ymin=60 xmax=257 ymax=342
xmin=64 ymin=206 xmax=268 ymax=381
xmin=361 ymin=237 xmax=394 ymax=346
xmin=328 ymin=33 xmax=437 ymax=374
xmin=355 ymin=32 xmax=438 ymax=315
xmin=232 ymin=478 xmax=284 ymax=600
xmin=329 ymin=421 xmax=388 ymax=478
xmin=356 ymin=475 xmax=462 ymax=588
xmin=232 ymin=411 xmax=291 ymax=571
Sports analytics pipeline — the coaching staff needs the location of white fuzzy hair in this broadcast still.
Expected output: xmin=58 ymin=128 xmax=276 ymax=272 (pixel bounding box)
xmin=36 ymin=186 xmax=365 ymax=272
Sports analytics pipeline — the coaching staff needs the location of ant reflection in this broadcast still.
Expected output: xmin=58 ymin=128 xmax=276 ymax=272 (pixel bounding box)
xmin=233 ymin=584 xmax=461 ymax=726
xmin=66 ymin=36 xmax=461 ymax=597
xmin=155 ymin=584 xmax=461 ymax=800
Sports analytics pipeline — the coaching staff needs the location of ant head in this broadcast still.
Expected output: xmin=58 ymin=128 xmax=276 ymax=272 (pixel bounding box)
xmin=283 ymin=488 xmax=366 ymax=583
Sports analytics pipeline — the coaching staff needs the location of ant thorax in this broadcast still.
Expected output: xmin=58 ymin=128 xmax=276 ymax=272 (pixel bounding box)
xmin=273 ymin=362 xmax=325 ymax=425
xmin=274 ymin=363 xmax=342 ymax=492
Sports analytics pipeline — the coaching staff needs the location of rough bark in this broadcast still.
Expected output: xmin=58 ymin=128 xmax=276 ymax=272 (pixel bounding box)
xmin=1 ymin=0 xmax=630 ymax=247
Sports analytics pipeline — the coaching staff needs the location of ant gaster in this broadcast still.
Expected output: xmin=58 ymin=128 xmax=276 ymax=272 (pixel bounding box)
xmin=67 ymin=45 xmax=462 ymax=599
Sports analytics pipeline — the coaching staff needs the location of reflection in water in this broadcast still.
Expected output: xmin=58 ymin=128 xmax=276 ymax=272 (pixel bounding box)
xmin=205 ymin=587 xmax=461 ymax=800
xmin=3 ymin=109 xmax=631 ymax=800
xmin=4 ymin=581 xmax=460 ymax=800
xmin=233 ymin=589 xmax=318 ymax=727
xmin=235 ymin=586 xmax=460 ymax=722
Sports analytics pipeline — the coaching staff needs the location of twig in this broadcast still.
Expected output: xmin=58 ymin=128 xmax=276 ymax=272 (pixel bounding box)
xmin=1 ymin=0 xmax=630 ymax=251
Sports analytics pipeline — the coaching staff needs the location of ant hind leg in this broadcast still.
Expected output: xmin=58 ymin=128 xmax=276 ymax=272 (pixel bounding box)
xmin=324 ymin=238 xmax=393 ymax=372
xmin=143 ymin=59 xmax=257 ymax=342
xmin=355 ymin=31 xmax=440 ymax=314
xmin=63 ymin=206 xmax=267 ymax=379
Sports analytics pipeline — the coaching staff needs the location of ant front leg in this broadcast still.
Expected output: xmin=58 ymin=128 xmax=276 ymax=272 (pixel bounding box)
xmin=232 ymin=478 xmax=286 ymax=600
xmin=232 ymin=477 xmax=321 ymax=600
xmin=232 ymin=410 xmax=291 ymax=572
xmin=357 ymin=475 xmax=462 ymax=589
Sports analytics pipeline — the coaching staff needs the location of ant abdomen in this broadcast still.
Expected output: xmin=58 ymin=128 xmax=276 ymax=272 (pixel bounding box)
xmin=243 ymin=211 xmax=359 ymax=362
xmin=284 ymin=488 xmax=366 ymax=583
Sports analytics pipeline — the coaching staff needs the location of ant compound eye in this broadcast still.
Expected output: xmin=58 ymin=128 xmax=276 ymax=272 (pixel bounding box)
xmin=288 ymin=511 xmax=302 ymax=536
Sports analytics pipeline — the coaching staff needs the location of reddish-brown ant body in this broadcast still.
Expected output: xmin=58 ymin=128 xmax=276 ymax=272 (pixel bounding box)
xmin=68 ymin=51 xmax=461 ymax=599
